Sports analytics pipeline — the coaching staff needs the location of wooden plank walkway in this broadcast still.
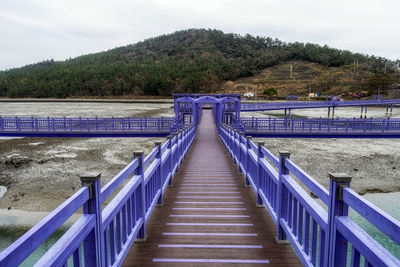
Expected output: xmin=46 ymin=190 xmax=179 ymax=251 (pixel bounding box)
xmin=123 ymin=110 xmax=301 ymax=266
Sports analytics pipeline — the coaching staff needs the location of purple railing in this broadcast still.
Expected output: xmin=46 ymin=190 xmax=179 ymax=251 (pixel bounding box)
xmin=0 ymin=116 xmax=175 ymax=134
xmin=241 ymin=99 xmax=400 ymax=111
xmin=219 ymin=125 xmax=400 ymax=267
xmin=240 ymin=117 xmax=400 ymax=135
xmin=0 ymin=123 xmax=196 ymax=266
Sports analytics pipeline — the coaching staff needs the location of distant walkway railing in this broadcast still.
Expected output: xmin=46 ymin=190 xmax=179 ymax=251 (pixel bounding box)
xmin=0 ymin=124 xmax=196 ymax=266
xmin=0 ymin=116 xmax=176 ymax=137
xmin=219 ymin=125 xmax=400 ymax=267
xmin=239 ymin=117 xmax=400 ymax=137
xmin=241 ymin=99 xmax=400 ymax=111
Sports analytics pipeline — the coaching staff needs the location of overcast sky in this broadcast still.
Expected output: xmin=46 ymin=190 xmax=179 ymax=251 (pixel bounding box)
xmin=1 ymin=0 xmax=399 ymax=70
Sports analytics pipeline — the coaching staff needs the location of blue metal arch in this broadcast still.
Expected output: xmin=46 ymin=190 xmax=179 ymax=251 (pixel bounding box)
xmin=176 ymin=96 xmax=240 ymax=104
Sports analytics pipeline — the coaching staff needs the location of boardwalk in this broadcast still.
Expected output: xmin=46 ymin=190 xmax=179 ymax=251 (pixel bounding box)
xmin=123 ymin=110 xmax=301 ymax=266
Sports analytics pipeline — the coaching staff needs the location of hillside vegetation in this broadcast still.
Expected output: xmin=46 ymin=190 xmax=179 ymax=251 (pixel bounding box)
xmin=221 ymin=61 xmax=400 ymax=99
xmin=0 ymin=29 xmax=399 ymax=98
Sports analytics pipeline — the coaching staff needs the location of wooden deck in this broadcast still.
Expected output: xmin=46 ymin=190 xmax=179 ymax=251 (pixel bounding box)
xmin=123 ymin=110 xmax=301 ymax=266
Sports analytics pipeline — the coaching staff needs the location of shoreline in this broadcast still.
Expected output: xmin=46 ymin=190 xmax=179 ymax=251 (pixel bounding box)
xmin=0 ymin=98 xmax=174 ymax=104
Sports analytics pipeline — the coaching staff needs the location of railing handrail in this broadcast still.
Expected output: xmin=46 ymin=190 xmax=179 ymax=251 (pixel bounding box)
xmin=241 ymin=99 xmax=400 ymax=111
xmin=219 ymin=124 xmax=400 ymax=267
xmin=239 ymin=117 xmax=400 ymax=135
xmin=0 ymin=122 xmax=197 ymax=266
xmin=0 ymin=187 xmax=90 ymax=266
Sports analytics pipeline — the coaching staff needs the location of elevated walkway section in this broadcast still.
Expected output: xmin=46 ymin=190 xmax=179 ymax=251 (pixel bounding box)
xmin=123 ymin=110 xmax=301 ymax=266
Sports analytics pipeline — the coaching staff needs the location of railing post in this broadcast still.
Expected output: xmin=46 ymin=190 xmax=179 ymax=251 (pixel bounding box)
xmin=327 ymin=173 xmax=352 ymax=267
xmin=179 ymin=130 xmax=184 ymax=162
xmin=80 ymin=172 xmax=104 ymax=267
xmin=245 ymin=136 xmax=252 ymax=187
xmin=15 ymin=116 xmax=20 ymax=131
xmin=256 ymin=142 xmax=265 ymax=207
xmin=233 ymin=129 xmax=238 ymax=162
xmin=155 ymin=142 xmax=163 ymax=206
xmin=166 ymin=135 xmax=173 ymax=186
xmin=133 ymin=151 xmax=147 ymax=241
xmin=276 ymin=151 xmax=290 ymax=243
xmin=183 ymin=126 xmax=189 ymax=156
xmin=175 ymin=131 xmax=180 ymax=174
xmin=238 ymin=132 xmax=243 ymax=173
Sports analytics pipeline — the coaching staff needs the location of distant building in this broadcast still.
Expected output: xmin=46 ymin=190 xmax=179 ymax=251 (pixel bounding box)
xmin=244 ymin=92 xmax=254 ymax=98
xmin=308 ymin=93 xmax=318 ymax=99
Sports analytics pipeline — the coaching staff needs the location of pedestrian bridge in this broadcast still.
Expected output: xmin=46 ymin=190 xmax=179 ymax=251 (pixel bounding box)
xmin=0 ymin=95 xmax=400 ymax=266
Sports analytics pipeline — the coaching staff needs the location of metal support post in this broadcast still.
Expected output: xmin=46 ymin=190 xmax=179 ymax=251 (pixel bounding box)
xmin=80 ymin=172 xmax=104 ymax=267
xmin=276 ymin=151 xmax=290 ymax=244
xmin=133 ymin=151 xmax=147 ymax=242
xmin=326 ymin=173 xmax=352 ymax=267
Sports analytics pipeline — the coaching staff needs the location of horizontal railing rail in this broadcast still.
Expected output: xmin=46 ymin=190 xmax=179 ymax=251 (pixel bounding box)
xmin=240 ymin=117 xmax=400 ymax=135
xmin=0 ymin=116 xmax=175 ymax=134
xmin=241 ymin=99 xmax=400 ymax=111
xmin=219 ymin=124 xmax=400 ymax=267
xmin=0 ymin=123 xmax=197 ymax=267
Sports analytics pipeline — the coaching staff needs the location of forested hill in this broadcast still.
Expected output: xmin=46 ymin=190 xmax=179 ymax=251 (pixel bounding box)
xmin=0 ymin=29 xmax=398 ymax=98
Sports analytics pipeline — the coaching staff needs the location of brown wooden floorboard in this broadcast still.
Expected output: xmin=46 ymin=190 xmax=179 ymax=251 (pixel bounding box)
xmin=123 ymin=110 xmax=302 ymax=266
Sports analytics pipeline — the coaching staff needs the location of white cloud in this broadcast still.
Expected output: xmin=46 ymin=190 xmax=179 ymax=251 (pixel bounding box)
xmin=0 ymin=0 xmax=399 ymax=70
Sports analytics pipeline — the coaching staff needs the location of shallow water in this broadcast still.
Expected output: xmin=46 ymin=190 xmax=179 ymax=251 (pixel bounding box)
xmin=352 ymin=192 xmax=400 ymax=260
xmin=0 ymin=225 xmax=67 ymax=266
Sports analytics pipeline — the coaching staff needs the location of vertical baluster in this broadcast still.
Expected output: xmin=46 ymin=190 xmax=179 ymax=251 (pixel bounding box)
xmin=311 ymin=219 xmax=317 ymax=266
xmin=46 ymin=116 xmax=50 ymax=131
xmin=293 ymin=197 xmax=298 ymax=237
xmin=288 ymin=192 xmax=293 ymax=229
xmin=245 ymin=136 xmax=252 ymax=187
xmin=122 ymin=205 xmax=127 ymax=244
xmin=319 ymin=229 xmax=326 ymax=267
xmin=351 ymin=247 xmax=361 ymax=266
xmin=116 ymin=212 xmax=122 ymax=254
xmin=155 ymin=142 xmax=163 ymax=206
xmin=273 ymin=118 xmax=276 ymax=132
xmin=304 ymin=211 xmax=310 ymax=256
xmin=103 ymin=227 xmax=109 ymax=266
xmin=73 ymin=246 xmax=81 ymax=266
xmin=298 ymin=205 xmax=304 ymax=246
xmin=130 ymin=194 xmax=135 ymax=229
xmin=110 ymin=219 xmax=116 ymax=264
